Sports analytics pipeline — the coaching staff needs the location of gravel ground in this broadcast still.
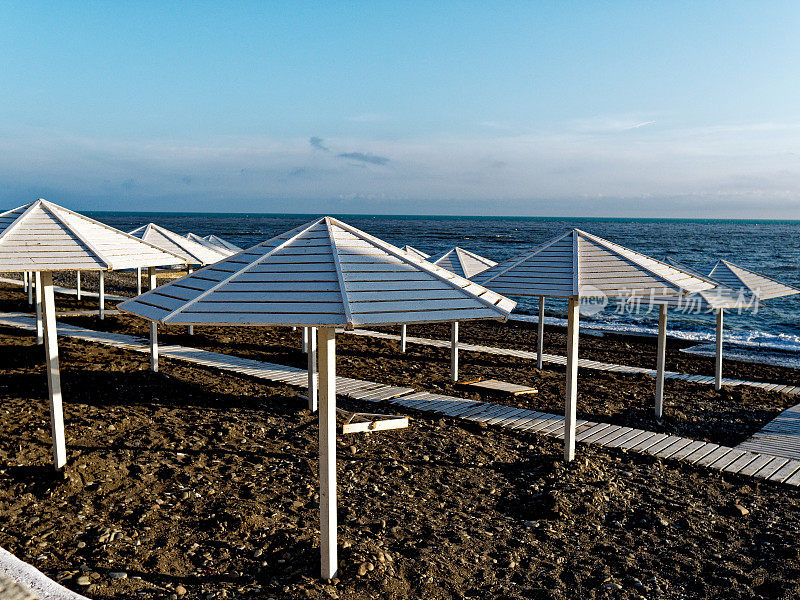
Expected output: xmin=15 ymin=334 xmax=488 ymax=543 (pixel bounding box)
xmin=1 ymin=324 xmax=800 ymax=600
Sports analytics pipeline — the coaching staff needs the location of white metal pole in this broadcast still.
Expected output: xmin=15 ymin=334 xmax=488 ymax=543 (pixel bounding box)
xmin=34 ymin=272 xmax=43 ymax=345
xmin=76 ymin=271 xmax=82 ymax=301
xmin=27 ymin=271 xmax=33 ymax=305
xmin=537 ymin=296 xmax=545 ymax=370
xmin=23 ymin=271 xmax=29 ymax=295
xmin=148 ymin=267 xmax=158 ymax=372
xmin=655 ymin=304 xmax=667 ymax=419
xmin=450 ymin=321 xmax=459 ymax=382
xmin=400 ymin=324 xmax=407 ymax=353
xmin=564 ymin=297 xmax=579 ymax=462
xmin=302 ymin=327 xmax=309 ymax=353
xmin=136 ymin=267 xmax=142 ymax=296
xmin=715 ymin=309 xmax=724 ymax=391
xmin=40 ymin=272 xmax=67 ymax=470
xmin=187 ymin=266 xmax=194 ymax=336
xmin=318 ymin=326 xmax=338 ymax=580
xmin=98 ymin=271 xmax=105 ymax=320
xmin=308 ymin=326 xmax=318 ymax=412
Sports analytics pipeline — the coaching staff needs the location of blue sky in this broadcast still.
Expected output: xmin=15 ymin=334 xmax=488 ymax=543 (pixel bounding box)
xmin=1 ymin=1 xmax=799 ymax=217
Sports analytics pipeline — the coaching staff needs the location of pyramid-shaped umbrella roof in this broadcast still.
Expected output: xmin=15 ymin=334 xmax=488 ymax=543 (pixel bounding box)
xmin=129 ymin=223 xmax=229 ymax=266
xmin=433 ymin=247 xmax=497 ymax=279
xmin=472 ymin=229 xmax=716 ymax=298
xmin=205 ymin=234 xmax=242 ymax=252
xmin=118 ymin=217 xmax=516 ymax=328
xmin=708 ymin=259 xmax=800 ymax=300
xmin=663 ymin=256 xmax=721 ymax=286
xmin=185 ymin=232 xmax=236 ymax=256
xmin=0 ymin=199 xmax=188 ymax=272
xmin=650 ymin=288 xmax=754 ymax=310
xmin=402 ymin=245 xmax=430 ymax=260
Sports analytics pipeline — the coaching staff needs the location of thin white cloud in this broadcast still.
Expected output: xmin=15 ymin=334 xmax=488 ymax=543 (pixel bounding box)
xmin=2 ymin=121 xmax=799 ymax=217
xmin=569 ymin=114 xmax=659 ymax=134
xmin=623 ymin=120 xmax=656 ymax=130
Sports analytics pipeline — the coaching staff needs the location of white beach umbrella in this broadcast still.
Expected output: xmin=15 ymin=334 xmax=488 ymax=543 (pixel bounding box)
xmin=130 ymin=223 xmax=230 ymax=335
xmin=118 ymin=216 xmax=515 ymax=580
xmin=204 ymin=234 xmax=242 ymax=253
xmin=401 ymin=245 xmax=430 ymax=260
xmin=129 ymin=223 xmax=229 ymax=266
xmin=473 ymin=229 xmax=715 ymax=461
xmin=430 ymin=247 xmax=498 ymax=376
xmin=432 ymin=246 xmax=497 ymax=279
xmin=0 ymin=199 xmax=187 ymax=469
xmin=708 ymin=259 xmax=800 ymax=300
xmin=185 ymin=232 xmax=236 ymax=257
xmin=659 ymin=257 xmax=757 ymax=392
xmin=703 ymin=258 xmax=800 ymax=389
xmin=397 ymin=246 xmax=431 ymax=354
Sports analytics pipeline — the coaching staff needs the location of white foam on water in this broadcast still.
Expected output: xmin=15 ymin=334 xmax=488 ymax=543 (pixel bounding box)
xmin=511 ymin=314 xmax=800 ymax=358
xmin=681 ymin=343 xmax=800 ymax=370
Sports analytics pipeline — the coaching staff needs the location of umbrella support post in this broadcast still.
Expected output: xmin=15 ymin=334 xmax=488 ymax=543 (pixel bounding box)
xmin=98 ymin=271 xmax=105 ymax=320
xmin=22 ymin=271 xmax=28 ymax=294
xmin=564 ymin=297 xmax=579 ymax=462
xmin=537 ymin=296 xmax=545 ymax=370
xmin=76 ymin=271 xmax=81 ymax=301
xmin=302 ymin=327 xmax=309 ymax=353
xmin=187 ymin=267 xmax=194 ymax=335
xmin=318 ymin=326 xmax=338 ymax=580
xmin=27 ymin=271 xmax=33 ymax=305
xmin=148 ymin=267 xmax=159 ymax=372
xmin=136 ymin=267 xmax=142 ymax=296
xmin=41 ymin=272 xmax=66 ymax=470
xmin=450 ymin=321 xmax=459 ymax=382
xmin=715 ymin=309 xmax=723 ymax=391
xmin=655 ymin=304 xmax=667 ymax=419
xmin=34 ymin=272 xmax=43 ymax=344
xmin=400 ymin=324 xmax=407 ymax=353
xmin=308 ymin=326 xmax=318 ymax=412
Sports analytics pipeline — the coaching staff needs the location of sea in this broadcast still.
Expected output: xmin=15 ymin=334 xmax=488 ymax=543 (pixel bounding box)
xmin=89 ymin=212 xmax=800 ymax=370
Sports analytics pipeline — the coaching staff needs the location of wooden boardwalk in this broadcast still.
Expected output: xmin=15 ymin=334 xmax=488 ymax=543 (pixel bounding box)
xmin=0 ymin=276 xmax=128 ymax=302
xmin=347 ymin=328 xmax=800 ymax=396
xmin=387 ymin=391 xmax=800 ymax=485
xmin=0 ymin=313 xmax=413 ymax=404
xmin=1 ymin=312 xmax=799 ymax=486
xmin=736 ymin=404 xmax=800 ymax=460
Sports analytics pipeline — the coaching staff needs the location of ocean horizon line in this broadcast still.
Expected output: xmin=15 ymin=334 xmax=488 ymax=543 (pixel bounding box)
xmin=75 ymin=211 xmax=800 ymax=225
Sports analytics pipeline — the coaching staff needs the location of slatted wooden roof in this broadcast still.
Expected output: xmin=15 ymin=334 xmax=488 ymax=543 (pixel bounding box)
xmin=472 ymin=229 xmax=716 ymax=298
xmin=117 ymin=217 xmax=516 ymax=328
xmin=708 ymin=259 xmax=800 ymax=300
xmin=129 ymin=223 xmax=229 ymax=266
xmin=402 ymin=245 xmax=430 ymax=260
xmin=205 ymin=234 xmax=242 ymax=252
xmin=649 ymin=288 xmax=753 ymax=310
xmin=663 ymin=256 xmax=721 ymax=285
xmin=433 ymin=247 xmax=498 ymax=279
xmin=185 ymin=233 xmax=236 ymax=257
xmin=0 ymin=199 xmax=188 ymax=273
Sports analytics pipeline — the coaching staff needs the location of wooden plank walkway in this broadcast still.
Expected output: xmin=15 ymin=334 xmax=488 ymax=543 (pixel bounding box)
xmin=0 ymin=313 xmax=414 ymax=404
xmin=386 ymin=389 xmax=800 ymax=485
xmin=347 ymin=328 xmax=800 ymax=396
xmin=1 ymin=312 xmax=798 ymax=486
xmin=0 ymin=276 xmax=128 ymax=302
xmin=736 ymin=404 xmax=800 ymax=460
